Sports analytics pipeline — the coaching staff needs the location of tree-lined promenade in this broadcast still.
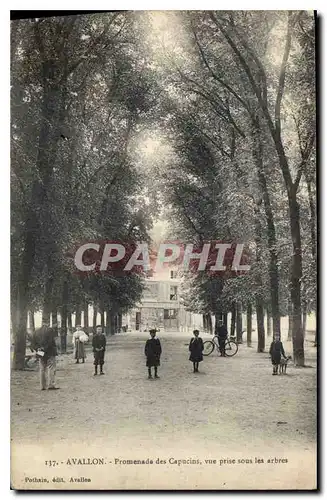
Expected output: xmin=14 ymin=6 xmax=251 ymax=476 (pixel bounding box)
xmin=11 ymin=331 xmax=317 ymax=489
xmin=11 ymin=11 xmax=316 ymax=370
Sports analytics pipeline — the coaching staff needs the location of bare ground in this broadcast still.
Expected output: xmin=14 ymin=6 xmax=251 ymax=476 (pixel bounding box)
xmin=11 ymin=332 xmax=317 ymax=490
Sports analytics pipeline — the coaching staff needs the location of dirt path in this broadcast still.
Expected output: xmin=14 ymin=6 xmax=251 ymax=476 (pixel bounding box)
xmin=11 ymin=332 xmax=317 ymax=490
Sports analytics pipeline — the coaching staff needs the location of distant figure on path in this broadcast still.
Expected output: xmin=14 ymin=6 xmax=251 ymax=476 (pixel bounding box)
xmin=216 ymin=320 xmax=228 ymax=357
xmin=32 ymin=323 xmax=59 ymax=390
xmin=72 ymin=325 xmax=88 ymax=364
xmin=189 ymin=329 xmax=204 ymax=372
xmin=269 ymin=336 xmax=287 ymax=375
xmin=92 ymin=325 xmax=106 ymax=375
xmin=145 ymin=329 xmax=162 ymax=379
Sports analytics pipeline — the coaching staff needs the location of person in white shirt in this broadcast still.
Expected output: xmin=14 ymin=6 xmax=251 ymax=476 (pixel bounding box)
xmin=72 ymin=325 xmax=88 ymax=364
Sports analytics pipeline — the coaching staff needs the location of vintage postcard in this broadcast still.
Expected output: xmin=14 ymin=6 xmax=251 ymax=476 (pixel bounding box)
xmin=10 ymin=10 xmax=317 ymax=490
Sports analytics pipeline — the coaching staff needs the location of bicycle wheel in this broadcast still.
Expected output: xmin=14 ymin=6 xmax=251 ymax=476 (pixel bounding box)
xmin=203 ymin=340 xmax=215 ymax=356
xmin=224 ymin=340 xmax=238 ymax=357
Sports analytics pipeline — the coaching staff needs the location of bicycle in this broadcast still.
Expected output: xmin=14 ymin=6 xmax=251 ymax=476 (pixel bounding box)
xmin=203 ymin=335 xmax=238 ymax=357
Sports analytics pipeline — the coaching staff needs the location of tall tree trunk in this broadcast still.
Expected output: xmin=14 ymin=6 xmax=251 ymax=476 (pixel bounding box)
xmin=11 ymin=302 xmax=18 ymax=344
xmin=101 ymin=309 xmax=105 ymax=330
xmin=222 ymin=313 xmax=228 ymax=327
xmin=246 ymin=303 xmax=252 ymax=347
xmin=60 ymin=277 xmax=68 ymax=353
xmin=256 ymin=298 xmax=265 ymax=353
xmin=207 ymin=314 xmax=213 ymax=335
xmin=28 ymin=310 xmax=35 ymax=334
xmin=266 ymin=310 xmax=272 ymax=337
xmin=202 ymin=314 xmax=207 ymax=332
xmin=252 ymin=117 xmax=281 ymax=340
xmin=93 ymin=306 xmax=98 ymax=333
xmin=236 ymin=303 xmax=243 ymax=343
xmin=214 ymin=312 xmax=222 ymax=336
xmin=75 ymin=307 xmax=81 ymax=327
xmin=118 ymin=313 xmax=122 ymax=333
xmin=42 ymin=310 xmax=50 ymax=325
xmin=67 ymin=312 xmax=72 ymax=334
xmin=111 ymin=313 xmax=116 ymax=335
xmin=13 ymin=304 xmax=28 ymax=370
xmin=287 ymin=298 xmax=293 ymax=341
xmin=42 ymin=274 xmax=55 ymax=325
xmin=83 ymin=302 xmax=89 ymax=331
xmin=105 ymin=308 xmax=110 ymax=335
xmin=230 ymin=303 xmax=236 ymax=338
xmin=253 ymin=199 xmax=266 ymax=352
xmin=51 ymin=310 xmax=57 ymax=327
xmin=289 ymin=192 xmax=304 ymax=365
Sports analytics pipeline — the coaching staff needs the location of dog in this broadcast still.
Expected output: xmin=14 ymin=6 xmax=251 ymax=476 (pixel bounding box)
xmin=279 ymin=356 xmax=292 ymax=375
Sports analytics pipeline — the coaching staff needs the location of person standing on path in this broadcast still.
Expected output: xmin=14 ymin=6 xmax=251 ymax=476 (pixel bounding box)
xmin=33 ymin=323 xmax=59 ymax=390
xmin=216 ymin=320 xmax=228 ymax=357
xmin=145 ymin=329 xmax=162 ymax=379
xmin=189 ymin=329 xmax=204 ymax=372
xmin=72 ymin=325 xmax=88 ymax=364
xmin=269 ymin=336 xmax=287 ymax=375
xmin=92 ymin=325 xmax=106 ymax=375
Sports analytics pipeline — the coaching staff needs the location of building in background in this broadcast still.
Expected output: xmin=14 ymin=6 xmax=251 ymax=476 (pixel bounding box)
xmin=126 ymin=267 xmax=202 ymax=332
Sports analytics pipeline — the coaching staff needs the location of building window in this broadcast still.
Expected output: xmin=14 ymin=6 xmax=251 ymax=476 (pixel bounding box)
xmin=170 ymin=270 xmax=178 ymax=279
xmin=170 ymin=285 xmax=178 ymax=301
xmin=143 ymin=283 xmax=157 ymax=299
xmin=164 ymin=309 xmax=177 ymax=320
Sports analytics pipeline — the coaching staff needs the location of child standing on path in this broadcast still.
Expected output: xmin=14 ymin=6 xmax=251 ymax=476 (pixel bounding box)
xmin=92 ymin=325 xmax=106 ymax=376
xmin=189 ymin=329 xmax=204 ymax=373
xmin=145 ymin=329 xmax=162 ymax=379
xmin=269 ymin=335 xmax=287 ymax=375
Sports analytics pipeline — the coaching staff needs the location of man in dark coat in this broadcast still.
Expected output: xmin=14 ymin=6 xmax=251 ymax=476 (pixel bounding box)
xmin=92 ymin=325 xmax=106 ymax=375
xmin=269 ymin=336 xmax=286 ymax=375
xmin=216 ymin=320 xmax=228 ymax=357
xmin=145 ymin=329 xmax=162 ymax=379
xmin=32 ymin=323 xmax=59 ymax=390
xmin=189 ymin=329 xmax=204 ymax=372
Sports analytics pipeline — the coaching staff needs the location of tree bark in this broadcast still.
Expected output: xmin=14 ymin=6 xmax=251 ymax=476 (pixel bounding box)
xmin=75 ymin=307 xmax=81 ymax=327
xmin=207 ymin=314 xmax=213 ymax=334
xmin=230 ymin=303 xmax=236 ymax=338
xmin=83 ymin=302 xmax=89 ymax=331
xmin=60 ymin=277 xmax=68 ymax=353
xmin=236 ymin=303 xmax=243 ymax=343
xmin=51 ymin=310 xmax=57 ymax=327
xmin=67 ymin=312 xmax=72 ymax=334
xmin=222 ymin=313 xmax=228 ymax=327
xmin=246 ymin=303 xmax=252 ymax=347
xmin=202 ymin=314 xmax=207 ymax=332
xmin=289 ymin=192 xmax=304 ymax=365
xmin=111 ymin=313 xmax=116 ymax=335
xmin=101 ymin=309 xmax=105 ymax=330
xmin=28 ymin=310 xmax=35 ymax=333
xmin=252 ymin=117 xmax=281 ymax=340
xmin=288 ymin=298 xmax=293 ymax=341
xmin=42 ymin=310 xmax=50 ymax=325
xmin=266 ymin=310 xmax=272 ymax=337
xmin=93 ymin=306 xmax=98 ymax=333
xmin=256 ymin=298 xmax=265 ymax=353
xmin=42 ymin=274 xmax=55 ymax=325
xmin=118 ymin=313 xmax=122 ymax=333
